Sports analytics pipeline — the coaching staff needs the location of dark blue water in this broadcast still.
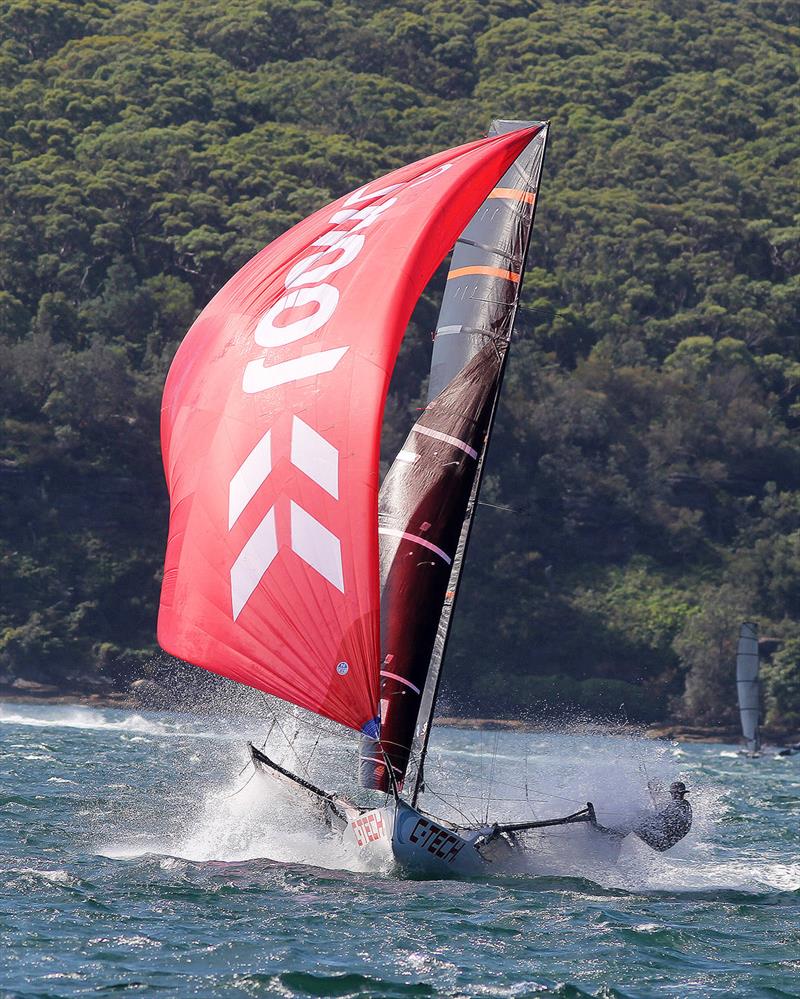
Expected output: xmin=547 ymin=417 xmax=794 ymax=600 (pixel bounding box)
xmin=1 ymin=702 xmax=798 ymax=998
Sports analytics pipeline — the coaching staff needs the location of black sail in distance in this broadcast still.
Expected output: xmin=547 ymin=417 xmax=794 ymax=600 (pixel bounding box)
xmin=360 ymin=121 xmax=549 ymax=792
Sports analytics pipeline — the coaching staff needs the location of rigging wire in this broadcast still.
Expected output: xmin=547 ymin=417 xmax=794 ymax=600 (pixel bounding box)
xmin=417 ymin=750 xmax=648 ymax=819
xmin=223 ymin=716 xmax=278 ymax=800
xmin=423 ymin=784 xmax=481 ymax=827
xmin=641 ymin=761 xmax=660 ymax=807
xmin=260 ymin=692 xmax=307 ymax=771
xmin=485 ymin=731 xmax=500 ymax=824
xmin=420 ymin=789 xmax=641 ymax=820
xmin=305 ymin=733 xmax=322 ymax=777
xmin=523 ymin=743 xmax=539 ymax=822
xmin=259 ymin=719 xmax=276 ymax=750
xmin=222 ymin=767 xmax=256 ymax=799
xmin=256 ymin=693 xmax=377 ymax=800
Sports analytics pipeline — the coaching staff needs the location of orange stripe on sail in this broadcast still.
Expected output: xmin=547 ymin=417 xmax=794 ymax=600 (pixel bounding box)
xmin=447 ymin=265 xmax=520 ymax=283
xmin=487 ymin=187 xmax=536 ymax=204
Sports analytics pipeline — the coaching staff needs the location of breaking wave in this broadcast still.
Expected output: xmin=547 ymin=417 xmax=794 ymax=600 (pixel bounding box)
xmin=97 ymin=745 xmax=387 ymax=875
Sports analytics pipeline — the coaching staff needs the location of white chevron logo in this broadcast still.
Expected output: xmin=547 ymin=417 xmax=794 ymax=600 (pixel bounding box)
xmin=228 ymin=417 xmax=343 ymax=620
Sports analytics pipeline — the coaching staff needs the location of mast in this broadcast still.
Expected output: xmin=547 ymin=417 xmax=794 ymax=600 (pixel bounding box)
xmin=359 ymin=121 xmax=550 ymax=795
xmin=410 ymin=122 xmax=550 ymax=804
xmin=736 ymin=621 xmax=760 ymax=755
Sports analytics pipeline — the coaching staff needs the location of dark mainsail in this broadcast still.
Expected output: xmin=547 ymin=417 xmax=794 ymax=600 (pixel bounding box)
xmin=361 ymin=121 xmax=549 ymax=792
xmin=360 ymin=344 xmax=507 ymax=788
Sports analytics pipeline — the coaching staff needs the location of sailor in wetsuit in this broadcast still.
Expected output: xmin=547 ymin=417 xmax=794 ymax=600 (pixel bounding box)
xmin=589 ymin=781 xmax=692 ymax=853
xmin=632 ymin=781 xmax=692 ymax=852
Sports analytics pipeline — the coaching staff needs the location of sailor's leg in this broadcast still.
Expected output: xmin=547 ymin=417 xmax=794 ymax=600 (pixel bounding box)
xmin=586 ymin=802 xmax=627 ymax=840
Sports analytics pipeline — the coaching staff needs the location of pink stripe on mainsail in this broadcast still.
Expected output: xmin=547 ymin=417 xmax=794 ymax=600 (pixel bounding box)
xmin=381 ymin=670 xmax=421 ymax=695
xmin=414 ymin=424 xmax=478 ymax=459
xmin=361 ymin=755 xmax=404 ymax=774
xmin=378 ymin=527 xmax=452 ymax=565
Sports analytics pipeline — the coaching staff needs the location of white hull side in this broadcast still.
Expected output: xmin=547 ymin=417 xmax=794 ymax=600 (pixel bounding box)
xmin=391 ymin=802 xmax=494 ymax=876
xmin=250 ymin=749 xmax=489 ymax=876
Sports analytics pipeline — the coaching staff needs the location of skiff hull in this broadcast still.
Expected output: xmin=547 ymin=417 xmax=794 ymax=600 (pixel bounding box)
xmin=249 ymin=747 xmax=500 ymax=876
xmin=249 ymin=743 xmax=622 ymax=876
xmin=341 ymin=801 xmax=504 ymax=877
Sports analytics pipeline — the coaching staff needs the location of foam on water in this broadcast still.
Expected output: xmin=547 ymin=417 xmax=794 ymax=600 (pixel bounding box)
xmin=99 ymin=773 xmax=374 ymax=873
xmin=86 ymin=710 xmax=769 ymax=893
xmin=0 ymin=703 xmax=252 ymax=741
xmin=413 ymin=726 xmax=770 ymax=892
xmin=96 ymin=737 xmax=387 ymax=874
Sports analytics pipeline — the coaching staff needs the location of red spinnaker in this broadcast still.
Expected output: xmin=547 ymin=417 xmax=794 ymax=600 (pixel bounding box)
xmin=158 ymin=126 xmax=542 ymax=734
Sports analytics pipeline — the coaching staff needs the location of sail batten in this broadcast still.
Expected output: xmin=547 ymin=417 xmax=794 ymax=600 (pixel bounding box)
xmin=158 ymin=126 xmax=543 ymax=734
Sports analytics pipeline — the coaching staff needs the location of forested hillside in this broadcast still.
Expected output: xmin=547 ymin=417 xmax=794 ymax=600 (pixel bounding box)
xmin=1 ymin=0 xmax=798 ymax=727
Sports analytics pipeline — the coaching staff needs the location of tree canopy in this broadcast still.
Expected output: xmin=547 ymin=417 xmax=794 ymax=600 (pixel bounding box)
xmin=1 ymin=0 xmax=798 ymax=727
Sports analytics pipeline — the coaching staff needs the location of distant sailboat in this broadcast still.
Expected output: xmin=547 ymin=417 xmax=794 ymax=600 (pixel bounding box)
xmin=157 ymin=121 xmax=688 ymax=874
xmin=736 ymin=622 xmax=761 ymax=757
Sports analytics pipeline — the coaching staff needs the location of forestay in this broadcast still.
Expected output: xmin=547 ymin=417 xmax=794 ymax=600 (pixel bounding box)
xmin=158 ymin=126 xmax=542 ymax=735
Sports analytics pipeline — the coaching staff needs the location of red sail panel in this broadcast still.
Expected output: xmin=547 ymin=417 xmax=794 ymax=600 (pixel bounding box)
xmin=158 ymin=125 xmax=543 ymax=735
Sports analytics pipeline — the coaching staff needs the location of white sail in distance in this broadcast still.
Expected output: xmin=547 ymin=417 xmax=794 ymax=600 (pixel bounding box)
xmin=736 ymin=622 xmax=760 ymax=754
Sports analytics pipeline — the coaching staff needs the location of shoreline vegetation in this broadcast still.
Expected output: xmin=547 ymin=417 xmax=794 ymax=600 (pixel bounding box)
xmin=1 ymin=0 xmax=798 ymax=732
xmin=3 ymin=685 xmax=797 ymax=747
